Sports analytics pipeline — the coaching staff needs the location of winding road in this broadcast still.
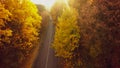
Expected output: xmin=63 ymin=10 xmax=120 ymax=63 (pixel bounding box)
xmin=32 ymin=16 xmax=58 ymax=68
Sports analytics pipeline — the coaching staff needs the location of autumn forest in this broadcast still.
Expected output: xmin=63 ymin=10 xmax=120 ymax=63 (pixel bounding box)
xmin=0 ymin=0 xmax=120 ymax=68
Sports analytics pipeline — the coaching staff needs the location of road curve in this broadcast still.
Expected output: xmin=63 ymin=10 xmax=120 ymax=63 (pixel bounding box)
xmin=32 ymin=17 xmax=58 ymax=68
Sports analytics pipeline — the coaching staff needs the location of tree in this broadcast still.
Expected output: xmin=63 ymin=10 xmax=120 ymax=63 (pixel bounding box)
xmin=94 ymin=0 xmax=120 ymax=68
xmin=51 ymin=0 xmax=66 ymax=24
xmin=0 ymin=0 xmax=41 ymax=67
xmin=52 ymin=7 xmax=80 ymax=67
xmin=67 ymin=0 xmax=120 ymax=68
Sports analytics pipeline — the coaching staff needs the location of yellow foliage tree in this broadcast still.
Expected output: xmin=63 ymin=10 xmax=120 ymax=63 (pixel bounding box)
xmin=0 ymin=2 xmax=12 ymax=47
xmin=0 ymin=0 xmax=41 ymax=49
xmin=52 ymin=7 xmax=80 ymax=59
xmin=0 ymin=0 xmax=41 ymax=67
xmin=51 ymin=0 xmax=66 ymax=24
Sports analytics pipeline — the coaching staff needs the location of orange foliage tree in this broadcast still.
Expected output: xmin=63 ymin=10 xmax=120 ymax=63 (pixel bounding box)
xmin=94 ymin=0 xmax=120 ymax=68
xmin=69 ymin=0 xmax=120 ymax=68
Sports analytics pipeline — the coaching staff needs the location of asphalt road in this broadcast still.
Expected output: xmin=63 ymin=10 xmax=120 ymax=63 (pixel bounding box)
xmin=32 ymin=17 xmax=58 ymax=68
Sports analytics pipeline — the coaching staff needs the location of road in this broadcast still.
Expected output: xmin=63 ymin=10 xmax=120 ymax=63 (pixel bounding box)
xmin=32 ymin=16 xmax=58 ymax=68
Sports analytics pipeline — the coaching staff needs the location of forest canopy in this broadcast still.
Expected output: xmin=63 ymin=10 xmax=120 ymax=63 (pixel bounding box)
xmin=0 ymin=0 xmax=41 ymax=67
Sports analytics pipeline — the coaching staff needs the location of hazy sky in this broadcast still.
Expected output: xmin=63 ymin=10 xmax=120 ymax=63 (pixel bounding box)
xmin=31 ymin=0 xmax=56 ymax=9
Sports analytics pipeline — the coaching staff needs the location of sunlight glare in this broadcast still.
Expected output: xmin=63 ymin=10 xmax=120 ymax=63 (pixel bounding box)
xmin=64 ymin=0 xmax=70 ymax=9
xmin=31 ymin=0 xmax=56 ymax=9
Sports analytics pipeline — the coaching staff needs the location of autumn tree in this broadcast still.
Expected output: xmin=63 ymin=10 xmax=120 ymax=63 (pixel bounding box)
xmin=0 ymin=0 xmax=41 ymax=67
xmin=67 ymin=0 xmax=120 ymax=68
xmin=94 ymin=0 xmax=120 ymax=68
xmin=52 ymin=7 xmax=80 ymax=67
xmin=51 ymin=0 xmax=66 ymax=24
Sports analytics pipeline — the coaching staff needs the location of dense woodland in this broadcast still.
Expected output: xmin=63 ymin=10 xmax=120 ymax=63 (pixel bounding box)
xmin=51 ymin=0 xmax=120 ymax=68
xmin=0 ymin=0 xmax=41 ymax=68
xmin=0 ymin=0 xmax=120 ymax=68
